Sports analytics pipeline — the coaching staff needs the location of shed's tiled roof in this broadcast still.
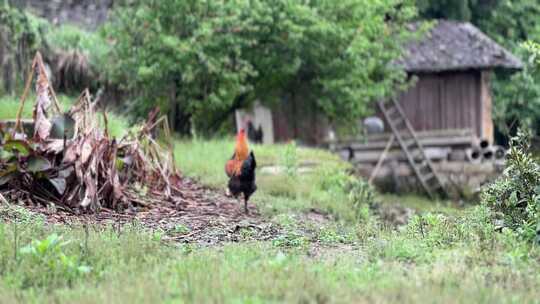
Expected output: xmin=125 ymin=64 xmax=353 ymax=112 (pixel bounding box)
xmin=397 ymin=20 xmax=523 ymax=72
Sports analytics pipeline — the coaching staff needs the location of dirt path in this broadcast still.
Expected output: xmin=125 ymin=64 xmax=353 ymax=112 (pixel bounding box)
xmin=7 ymin=178 xmax=279 ymax=244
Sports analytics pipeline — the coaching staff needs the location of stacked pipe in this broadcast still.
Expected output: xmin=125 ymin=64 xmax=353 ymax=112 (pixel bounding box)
xmin=466 ymin=139 xmax=506 ymax=164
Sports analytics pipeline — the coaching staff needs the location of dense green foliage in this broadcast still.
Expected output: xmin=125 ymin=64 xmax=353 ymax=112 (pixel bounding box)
xmin=416 ymin=0 xmax=474 ymax=21
xmin=0 ymin=1 xmax=49 ymax=94
xmin=492 ymin=44 xmax=540 ymax=137
xmin=417 ymin=0 xmax=540 ymax=45
xmin=482 ymin=129 xmax=540 ymax=242
xmin=3 ymin=1 xmax=539 ymax=140
xmin=104 ymin=0 xmax=418 ymax=134
xmin=526 ymin=41 xmax=540 ymax=59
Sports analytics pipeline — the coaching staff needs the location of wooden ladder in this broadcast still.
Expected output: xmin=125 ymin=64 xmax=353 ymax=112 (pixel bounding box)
xmin=377 ymin=99 xmax=447 ymax=199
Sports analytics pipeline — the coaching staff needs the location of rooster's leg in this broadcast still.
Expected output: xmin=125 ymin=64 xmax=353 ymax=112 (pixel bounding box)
xmin=243 ymin=195 xmax=249 ymax=214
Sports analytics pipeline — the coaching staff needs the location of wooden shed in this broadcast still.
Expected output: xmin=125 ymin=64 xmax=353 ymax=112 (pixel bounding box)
xmin=392 ymin=21 xmax=523 ymax=143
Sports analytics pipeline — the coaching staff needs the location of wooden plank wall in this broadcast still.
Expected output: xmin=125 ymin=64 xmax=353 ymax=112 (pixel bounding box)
xmin=272 ymin=95 xmax=329 ymax=145
xmin=395 ymin=71 xmax=484 ymax=138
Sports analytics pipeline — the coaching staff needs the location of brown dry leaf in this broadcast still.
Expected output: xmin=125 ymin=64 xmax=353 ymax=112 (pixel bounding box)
xmin=81 ymin=172 xmax=97 ymax=207
xmin=44 ymin=139 xmax=65 ymax=154
xmin=80 ymin=138 xmax=93 ymax=165
xmin=80 ymin=192 xmax=91 ymax=207
xmin=49 ymin=177 xmax=67 ymax=195
xmin=34 ymin=98 xmax=52 ymax=140
xmin=33 ymin=55 xmax=54 ymax=141
xmin=63 ymin=146 xmax=77 ymax=163
xmin=66 ymin=184 xmax=81 ymax=206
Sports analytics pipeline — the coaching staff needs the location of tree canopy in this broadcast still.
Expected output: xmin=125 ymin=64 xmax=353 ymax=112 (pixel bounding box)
xmin=104 ymin=0 xmax=417 ymax=134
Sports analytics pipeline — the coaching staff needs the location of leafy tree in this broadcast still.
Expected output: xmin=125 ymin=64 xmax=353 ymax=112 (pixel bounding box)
xmin=472 ymin=1 xmax=540 ymax=49
xmin=492 ymin=43 xmax=540 ymax=140
xmin=104 ymin=0 xmax=417 ymax=135
xmin=416 ymin=0 xmax=473 ymax=21
xmin=525 ymin=41 xmax=540 ymax=59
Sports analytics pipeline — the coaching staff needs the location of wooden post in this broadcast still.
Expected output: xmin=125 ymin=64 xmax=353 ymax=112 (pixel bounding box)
xmin=480 ymin=71 xmax=494 ymax=143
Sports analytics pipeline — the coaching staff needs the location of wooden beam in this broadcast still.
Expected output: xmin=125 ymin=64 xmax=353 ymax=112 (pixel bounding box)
xmin=341 ymin=136 xmax=474 ymax=151
xmin=329 ymin=128 xmax=475 ymax=146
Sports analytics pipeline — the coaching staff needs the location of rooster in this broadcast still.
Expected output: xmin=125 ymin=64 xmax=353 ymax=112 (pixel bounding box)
xmin=225 ymin=128 xmax=257 ymax=213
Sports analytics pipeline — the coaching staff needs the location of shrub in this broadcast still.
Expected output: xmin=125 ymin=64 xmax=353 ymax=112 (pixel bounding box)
xmin=18 ymin=234 xmax=91 ymax=287
xmin=46 ymin=25 xmax=108 ymax=62
xmin=347 ymin=178 xmax=376 ymax=221
xmin=482 ymin=129 xmax=540 ymax=242
xmin=318 ymin=168 xmax=375 ymax=222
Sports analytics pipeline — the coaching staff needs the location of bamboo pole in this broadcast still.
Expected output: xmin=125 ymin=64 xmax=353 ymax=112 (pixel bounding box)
xmin=369 ymin=135 xmax=394 ymax=184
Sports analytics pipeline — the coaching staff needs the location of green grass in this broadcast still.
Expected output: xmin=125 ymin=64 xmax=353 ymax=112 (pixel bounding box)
xmin=173 ymin=139 xmax=465 ymax=221
xmin=378 ymin=193 xmax=464 ymax=215
xmin=1 ymin=204 xmax=539 ymax=303
xmin=0 ymin=94 xmax=73 ymax=119
xmin=174 ymin=138 xmax=345 ymax=188
xmin=174 ymin=138 xmax=360 ymax=220
xmin=0 ymin=94 xmax=130 ymax=138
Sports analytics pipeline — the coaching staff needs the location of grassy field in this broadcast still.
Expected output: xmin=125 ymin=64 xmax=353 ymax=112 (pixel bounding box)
xmin=0 ymin=94 xmax=129 ymax=138
xmin=1 ymin=199 xmax=539 ymax=303
xmin=1 ymin=98 xmax=540 ymax=303
xmin=175 ymin=139 xmax=361 ymax=220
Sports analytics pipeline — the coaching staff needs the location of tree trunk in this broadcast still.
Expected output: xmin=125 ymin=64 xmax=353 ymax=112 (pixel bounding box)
xmin=168 ymin=82 xmax=177 ymax=132
xmin=3 ymin=58 xmax=14 ymax=95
